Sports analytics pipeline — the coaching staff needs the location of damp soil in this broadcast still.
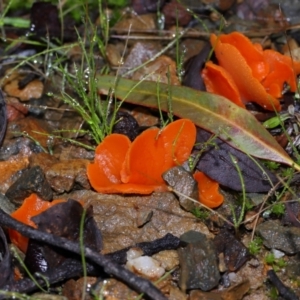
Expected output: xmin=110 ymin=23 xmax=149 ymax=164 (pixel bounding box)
xmin=2 ymin=1 xmax=300 ymax=300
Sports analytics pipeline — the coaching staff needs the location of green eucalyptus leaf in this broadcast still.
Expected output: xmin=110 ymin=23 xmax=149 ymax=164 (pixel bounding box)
xmin=97 ymin=75 xmax=300 ymax=171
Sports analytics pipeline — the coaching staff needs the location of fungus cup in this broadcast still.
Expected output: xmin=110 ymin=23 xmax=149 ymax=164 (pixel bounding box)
xmin=202 ymin=31 xmax=300 ymax=111
xmin=9 ymin=193 xmax=66 ymax=253
xmin=201 ymin=61 xmax=244 ymax=108
xmin=194 ymin=171 xmax=224 ymax=208
xmin=87 ymin=119 xmax=197 ymax=194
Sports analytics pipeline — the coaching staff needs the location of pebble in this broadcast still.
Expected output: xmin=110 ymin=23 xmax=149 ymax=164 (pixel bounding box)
xmin=126 ymin=255 xmax=165 ymax=280
xmin=45 ymin=159 xmax=90 ymax=194
xmin=118 ymin=41 xmax=161 ymax=76
xmin=5 ymin=165 xmax=53 ymax=207
xmin=178 ymin=230 xmax=220 ymax=291
xmin=132 ymin=55 xmax=180 ymax=85
xmin=162 ymin=166 xmax=199 ymax=212
xmin=257 ymin=220 xmax=300 ymax=254
xmin=152 ymin=250 xmax=179 ymax=271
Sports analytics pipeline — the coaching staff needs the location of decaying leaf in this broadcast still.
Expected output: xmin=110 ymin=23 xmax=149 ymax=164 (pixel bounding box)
xmin=97 ymin=76 xmax=299 ymax=170
xmin=195 ymin=128 xmax=278 ymax=192
xmin=25 ymin=200 xmax=102 ymax=273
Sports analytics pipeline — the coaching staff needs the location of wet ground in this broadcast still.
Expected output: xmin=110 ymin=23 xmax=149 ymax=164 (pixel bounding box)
xmin=2 ymin=1 xmax=300 ymax=299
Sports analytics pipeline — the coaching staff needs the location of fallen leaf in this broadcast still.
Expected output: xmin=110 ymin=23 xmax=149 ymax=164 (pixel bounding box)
xmin=195 ymin=128 xmax=278 ymax=192
xmin=9 ymin=193 xmax=65 ymax=252
xmin=97 ymin=75 xmax=299 ymax=170
xmin=25 ymin=200 xmax=102 ymax=273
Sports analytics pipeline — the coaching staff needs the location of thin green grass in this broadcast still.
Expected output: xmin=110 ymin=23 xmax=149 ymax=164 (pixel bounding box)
xmin=229 ymin=154 xmax=247 ymax=230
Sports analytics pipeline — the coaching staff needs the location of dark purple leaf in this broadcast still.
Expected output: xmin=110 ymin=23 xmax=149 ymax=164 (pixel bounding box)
xmin=182 ymin=43 xmax=211 ymax=91
xmin=195 ymin=128 xmax=278 ymax=192
xmin=25 ymin=200 xmax=102 ymax=273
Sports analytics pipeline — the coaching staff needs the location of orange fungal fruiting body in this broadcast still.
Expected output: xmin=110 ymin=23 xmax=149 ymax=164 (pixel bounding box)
xmin=201 ymin=31 xmax=300 ymax=111
xmin=9 ymin=193 xmax=66 ymax=252
xmin=87 ymin=119 xmax=196 ymax=194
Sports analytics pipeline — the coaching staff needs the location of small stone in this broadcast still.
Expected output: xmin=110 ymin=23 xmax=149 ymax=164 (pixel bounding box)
xmin=169 ymin=286 xmax=187 ymax=300
xmin=178 ymin=230 xmax=220 ymax=291
xmin=131 ymin=107 xmax=159 ymax=127
xmin=257 ymin=220 xmax=300 ymax=254
xmin=4 ymin=71 xmax=44 ymax=101
xmin=113 ymin=13 xmax=157 ymax=34
xmin=126 ymin=255 xmax=165 ymax=280
xmin=5 ymin=166 xmax=53 ymax=207
xmin=162 ymin=0 xmax=192 ymax=27
xmin=152 ymin=250 xmax=179 ymax=271
xmin=0 ymin=155 xmax=29 ymax=194
xmin=126 ymin=247 xmax=144 ymax=260
xmin=136 ymin=209 xmax=153 ymax=227
xmin=62 ymin=277 xmax=97 ymax=300
xmin=56 ymin=145 xmax=94 ymax=161
xmin=0 ymin=193 xmax=15 ymax=214
xmin=92 ymin=279 xmax=138 ymax=300
xmin=162 ymin=166 xmax=198 ymax=212
xmin=271 ymin=248 xmax=285 ymax=259
xmin=29 ymin=152 xmax=59 ymax=172
xmin=221 ymin=280 xmax=250 ymax=300
xmin=132 ymin=55 xmax=180 ymax=85
xmin=106 ymin=43 xmax=122 ymax=67
xmin=45 ymin=159 xmax=90 ymax=193
xmin=118 ymin=41 xmax=161 ymax=76
xmin=10 ymin=117 xmax=50 ymax=149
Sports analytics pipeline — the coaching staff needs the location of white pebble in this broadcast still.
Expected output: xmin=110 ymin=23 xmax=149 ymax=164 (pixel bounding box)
xmin=126 ymin=256 xmax=165 ymax=280
xmin=126 ymin=247 xmax=143 ymax=261
xmin=272 ymin=249 xmax=285 ymax=259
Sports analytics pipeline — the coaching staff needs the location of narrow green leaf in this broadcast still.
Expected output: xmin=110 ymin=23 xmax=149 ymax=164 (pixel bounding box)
xmin=97 ymin=75 xmax=300 ymax=171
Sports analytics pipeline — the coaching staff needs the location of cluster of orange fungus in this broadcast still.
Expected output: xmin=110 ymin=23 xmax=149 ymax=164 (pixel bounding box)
xmin=194 ymin=171 xmax=224 ymax=208
xmin=9 ymin=193 xmax=66 ymax=253
xmin=202 ymin=31 xmax=300 ymax=111
xmin=87 ymin=119 xmax=197 ymax=194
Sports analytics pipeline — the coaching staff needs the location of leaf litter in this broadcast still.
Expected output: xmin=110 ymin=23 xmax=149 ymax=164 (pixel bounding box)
xmin=2 ymin=1 xmax=300 ymax=299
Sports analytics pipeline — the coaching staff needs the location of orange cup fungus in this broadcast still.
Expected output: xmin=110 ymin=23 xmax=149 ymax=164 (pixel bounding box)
xmin=202 ymin=31 xmax=300 ymax=111
xmin=87 ymin=119 xmax=197 ymax=194
xmin=9 ymin=193 xmax=66 ymax=253
xmin=87 ymin=119 xmax=224 ymax=209
xmin=194 ymin=171 xmax=224 ymax=208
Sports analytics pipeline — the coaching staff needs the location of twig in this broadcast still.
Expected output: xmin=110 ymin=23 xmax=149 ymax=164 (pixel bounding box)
xmin=267 ymin=270 xmax=299 ymax=300
xmin=0 ymin=209 xmax=167 ymax=300
xmin=106 ymin=233 xmax=182 ymax=264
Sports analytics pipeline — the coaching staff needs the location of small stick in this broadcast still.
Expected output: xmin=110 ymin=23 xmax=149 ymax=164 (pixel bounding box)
xmin=267 ymin=270 xmax=299 ymax=300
